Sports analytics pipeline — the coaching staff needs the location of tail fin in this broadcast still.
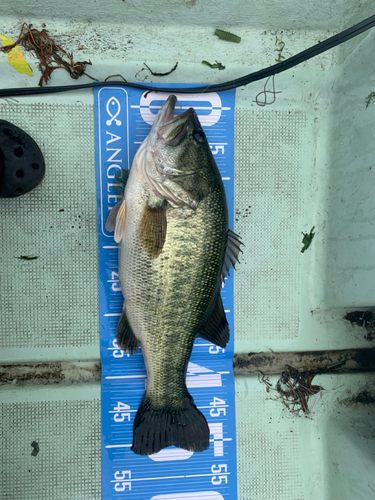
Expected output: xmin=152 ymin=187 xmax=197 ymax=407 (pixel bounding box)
xmin=131 ymin=392 xmax=209 ymax=455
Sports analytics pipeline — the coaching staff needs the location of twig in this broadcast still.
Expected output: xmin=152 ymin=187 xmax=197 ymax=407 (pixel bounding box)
xmin=143 ymin=62 xmax=178 ymax=77
xmin=104 ymin=74 xmax=127 ymax=82
xmin=254 ymin=75 xmax=282 ymax=107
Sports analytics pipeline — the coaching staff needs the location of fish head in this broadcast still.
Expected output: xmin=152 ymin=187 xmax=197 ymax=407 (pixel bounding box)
xmin=154 ymin=99 xmax=211 ymax=177
xmin=137 ymin=95 xmax=215 ymax=208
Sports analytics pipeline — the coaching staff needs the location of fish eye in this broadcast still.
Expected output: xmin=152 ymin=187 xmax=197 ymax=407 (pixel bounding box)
xmin=193 ymin=129 xmax=206 ymax=143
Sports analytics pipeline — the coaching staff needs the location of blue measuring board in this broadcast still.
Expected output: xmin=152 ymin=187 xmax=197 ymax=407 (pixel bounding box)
xmin=94 ymin=85 xmax=237 ymax=500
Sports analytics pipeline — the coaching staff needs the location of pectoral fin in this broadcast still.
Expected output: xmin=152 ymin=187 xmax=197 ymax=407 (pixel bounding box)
xmin=113 ymin=200 xmax=127 ymax=243
xmin=105 ymin=200 xmax=122 ymax=233
xmin=198 ymin=293 xmax=229 ymax=348
xmin=138 ymin=201 xmax=167 ymax=258
xmin=221 ymin=229 xmax=243 ymax=282
xmin=105 ymin=169 xmax=129 ymax=238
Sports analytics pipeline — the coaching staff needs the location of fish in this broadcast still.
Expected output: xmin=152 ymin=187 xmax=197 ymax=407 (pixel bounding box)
xmin=105 ymin=95 xmax=241 ymax=455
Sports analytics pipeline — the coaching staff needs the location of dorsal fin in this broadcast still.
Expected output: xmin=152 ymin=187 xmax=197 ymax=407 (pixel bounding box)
xmin=221 ymin=229 xmax=243 ymax=282
xmin=113 ymin=169 xmax=129 ymax=197
xmin=198 ymin=293 xmax=229 ymax=348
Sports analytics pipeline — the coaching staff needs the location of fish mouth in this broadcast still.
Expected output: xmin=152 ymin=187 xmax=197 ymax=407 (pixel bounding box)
xmin=146 ymin=95 xmax=177 ymax=150
xmin=159 ymin=107 xmax=195 ymax=146
xmin=154 ymin=95 xmax=177 ymax=131
xmin=147 ymin=95 xmax=196 ymax=148
xmin=148 ymin=95 xmax=195 ymax=147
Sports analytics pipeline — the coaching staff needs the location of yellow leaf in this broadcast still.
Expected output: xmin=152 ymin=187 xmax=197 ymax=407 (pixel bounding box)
xmin=0 ymin=34 xmax=33 ymax=76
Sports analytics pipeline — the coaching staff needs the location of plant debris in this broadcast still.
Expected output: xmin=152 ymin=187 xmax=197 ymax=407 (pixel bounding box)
xmin=135 ymin=67 xmax=148 ymax=82
xmin=104 ymin=74 xmax=127 ymax=82
xmin=340 ymin=389 xmax=375 ymax=406
xmin=259 ymin=366 xmax=324 ymax=414
xmin=202 ymin=60 xmax=226 ymax=70
xmin=0 ymin=23 xmax=95 ymax=86
xmin=275 ymin=35 xmax=285 ymax=63
xmin=143 ymin=62 xmax=178 ymax=77
xmin=345 ymin=310 xmax=375 ymax=341
xmin=0 ymin=33 xmax=33 ymax=76
xmin=31 ymin=441 xmax=39 ymax=457
xmin=345 ymin=310 xmax=374 ymax=328
xmin=214 ymin=29 xmax=241 ymax=43
xmin=276 ymin=366 xmax=323 ymax=414
xmin=16 ymin=255 xmax=38 ymax=260
xmin=258 ymin=371 xmax=273 ymax=393
xmin=254 ymin=75 xmax=282 ymax=107
xmin=301 ymin=226 xmax=315 ymax=253
xmin=349 ymin=389 xmax=375 ymax=405
xmin=365 ymin=91 xmax=375 ymax=108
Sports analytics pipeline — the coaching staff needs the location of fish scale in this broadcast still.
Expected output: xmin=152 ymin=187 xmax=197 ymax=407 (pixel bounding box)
xmin=126 ymin=188 xmax=228 ymax=407
xmin=121 ymin=181 xmax=227 ymax=395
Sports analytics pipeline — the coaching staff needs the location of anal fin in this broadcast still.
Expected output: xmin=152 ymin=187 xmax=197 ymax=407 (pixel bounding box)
xmin=116 ymin=309 xmax=139 ymax=354
xmin=138 ymin=201 xmax=167 ymax=258
xmin=198 ymin=293 xmax=229 ymax=348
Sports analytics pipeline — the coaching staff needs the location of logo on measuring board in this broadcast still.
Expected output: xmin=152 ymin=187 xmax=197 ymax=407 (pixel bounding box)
xmin=106 ymin=96 xmax=122 ymax=126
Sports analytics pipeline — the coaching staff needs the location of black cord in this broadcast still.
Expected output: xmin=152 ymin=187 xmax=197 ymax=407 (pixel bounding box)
xmin=0 ymin=15 xmax=374 ymax=98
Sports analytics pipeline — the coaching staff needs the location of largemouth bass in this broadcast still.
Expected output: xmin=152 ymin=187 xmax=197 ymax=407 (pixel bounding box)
xmin=106 ymin=95 xmax=241 ymax=455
